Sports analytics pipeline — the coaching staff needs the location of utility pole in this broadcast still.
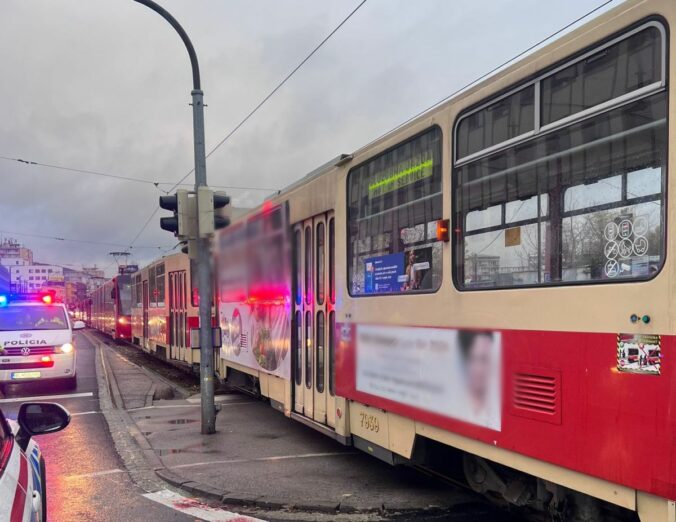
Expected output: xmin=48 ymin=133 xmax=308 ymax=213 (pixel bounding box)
xmin=133 ymin=0 xmax=217 ymax=434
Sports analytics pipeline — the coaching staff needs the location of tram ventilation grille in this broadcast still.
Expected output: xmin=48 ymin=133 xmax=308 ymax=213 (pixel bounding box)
xmin=511 ymin=369 xmax=561 ymax=425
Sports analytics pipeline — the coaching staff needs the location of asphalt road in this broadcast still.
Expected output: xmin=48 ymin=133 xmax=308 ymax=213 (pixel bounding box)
xmin=0 ymin=332 xmax=195 ymax=522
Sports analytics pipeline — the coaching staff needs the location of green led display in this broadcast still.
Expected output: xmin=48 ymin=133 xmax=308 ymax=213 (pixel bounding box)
xmin=368 ymin=157 xmax=434 ymax=199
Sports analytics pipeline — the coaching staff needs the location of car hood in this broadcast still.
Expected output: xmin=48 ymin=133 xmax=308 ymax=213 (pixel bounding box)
xmin=0 ymin=330 xmax=71 ymax=349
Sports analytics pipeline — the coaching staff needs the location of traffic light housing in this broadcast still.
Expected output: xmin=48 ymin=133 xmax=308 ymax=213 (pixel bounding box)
xmin=159 ymin=190 xmax=196 ymax=240
xmin=213 ymin=191 xmax=231 ymax=230
xmin=197 ymin=187 xmax=230 ymax=238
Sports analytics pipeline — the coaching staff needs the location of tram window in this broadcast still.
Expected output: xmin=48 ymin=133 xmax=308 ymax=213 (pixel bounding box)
xmin=455 ymin=92 xmax=667 ymax=288
xmin=328 ymin=310 xmax=335 ymax=396
xmin=118 ymin=275 xmax=132 ymax=316
xmin=155 ymin=263 xmax=166 ymax=306
xmin=457 ymin=86 xmax=534 ymax=159
xmin=316 ymin=222 xmax=325 ymax=305
xmin=347 ymin=127 xmax=443 ymax=296
xmin=133 ymin=274 xmax=142 ymax=307
xmin=305 ymin=311 xmax=312 ymax=389
xmin=329 ymin=218 xmax=335 ymax=304
xmin=541 ymin=26 xmax=662 ymax=126
xmin=148 ymin=266 xmax=156 ymax=307
xmin=316 ymin=311 xmax=325 ymax=393
xmin=293 ymin=229 xmax=302 ymax=306
xmin=304 ymin=227 xmax=312 ymax=305
xmin=294 ymin=311 xmax=302 ymax=386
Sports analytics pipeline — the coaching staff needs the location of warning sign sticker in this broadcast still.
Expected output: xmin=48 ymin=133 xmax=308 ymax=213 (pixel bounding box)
xmin=617 ymin=333 xmax=661 ymax=375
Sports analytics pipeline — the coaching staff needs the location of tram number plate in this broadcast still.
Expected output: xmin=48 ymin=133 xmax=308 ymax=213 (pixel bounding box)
xmin=359 ymin=412 xmax=380 ymax=433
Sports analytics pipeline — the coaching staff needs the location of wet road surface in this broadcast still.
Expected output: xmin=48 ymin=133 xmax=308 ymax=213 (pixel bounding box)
xmin=0 ymin=332 xmax=194 ymax=521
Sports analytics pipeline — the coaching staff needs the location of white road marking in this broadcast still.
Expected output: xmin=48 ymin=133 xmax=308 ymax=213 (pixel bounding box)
xmin=169 ymin=451 xmax=357 ymax=470
xmin=67 ymin=468 xmax=125 ymax=479
xmin=143 ymin=489 xmax=264 ymax=521
xmin=0 ymin=391 xmax=94 ymax=403
xmin=71 ymin=410 xmax=101 ymax=416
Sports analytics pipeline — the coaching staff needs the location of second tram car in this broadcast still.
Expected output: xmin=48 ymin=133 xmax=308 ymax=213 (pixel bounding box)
xmin=129 ymin=253 xmax=201 ymax=368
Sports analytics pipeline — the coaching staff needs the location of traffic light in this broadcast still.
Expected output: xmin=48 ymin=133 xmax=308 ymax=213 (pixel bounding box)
xmin=159 ymin=190 xmax=195 ymax=240
xmin=213 ymin=191 xmax=231 ymax=230
xmin=197 ymin=187 xmax=231 ymax=238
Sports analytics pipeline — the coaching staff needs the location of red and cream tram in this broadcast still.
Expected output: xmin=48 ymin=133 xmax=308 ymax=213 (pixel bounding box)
xmin=212 ymin=2 xmax=676 ymax=520
xmin=89 ymin=1 xmax=676 ymax=519
xmin=90 ymin=274 xmax=132 ymax=341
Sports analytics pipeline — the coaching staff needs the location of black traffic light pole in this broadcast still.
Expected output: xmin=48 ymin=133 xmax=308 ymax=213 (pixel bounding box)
xmin=133 ymin=0 xmax=217 ymax=435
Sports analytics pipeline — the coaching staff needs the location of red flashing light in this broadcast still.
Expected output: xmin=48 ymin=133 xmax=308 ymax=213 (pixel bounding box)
xmin=41 ymin=294 xmax=53 ymax=304
xmin=41 ymin=356 xmax=51 ymax=363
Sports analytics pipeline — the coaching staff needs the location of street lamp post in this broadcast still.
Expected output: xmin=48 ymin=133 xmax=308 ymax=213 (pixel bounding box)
xmin=132 ymin=0 xmax=216 ymax=435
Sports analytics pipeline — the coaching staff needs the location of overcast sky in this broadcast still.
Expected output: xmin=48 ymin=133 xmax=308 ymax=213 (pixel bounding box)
xmin=0 ymin=0 xmax=617 ymax=276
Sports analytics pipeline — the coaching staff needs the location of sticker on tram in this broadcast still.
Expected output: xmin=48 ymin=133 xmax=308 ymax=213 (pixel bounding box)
xmin=617 ymin=333 xmax=661 ymax=375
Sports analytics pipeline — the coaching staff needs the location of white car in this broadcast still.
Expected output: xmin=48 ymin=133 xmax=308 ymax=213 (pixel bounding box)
xmin=0 ymin=402 xmax=70 ymax=521
xmin=0 ymin=294 xmax=84 ymax=389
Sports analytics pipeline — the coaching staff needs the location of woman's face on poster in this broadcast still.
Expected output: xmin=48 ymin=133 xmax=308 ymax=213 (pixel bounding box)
xmin=466 ymin=334 xmax=493 ymax=407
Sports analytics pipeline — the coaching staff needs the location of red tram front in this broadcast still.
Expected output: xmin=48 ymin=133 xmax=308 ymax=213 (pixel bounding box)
xmin=90 ymin=274 xmax=132 ymax=341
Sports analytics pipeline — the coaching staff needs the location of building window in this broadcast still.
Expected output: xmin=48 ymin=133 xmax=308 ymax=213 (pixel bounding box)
xmin=454 ymin=23 xmax=667 ymax=289
xmin=347 ymin=127 xmax=443 ymax=296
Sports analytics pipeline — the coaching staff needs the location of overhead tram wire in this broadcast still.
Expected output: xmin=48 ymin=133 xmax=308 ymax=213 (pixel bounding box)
xmin=166 ymin=0 xmax=369 ymax=193
xmin=0 ymin=228 xmax=168 ymax=250
xmin=0 ymin=155 xmax=276 ymax=193
xmin=364 ymin=0 xmax=615 ymax=149
xmin=126 ymin=0 xmax=367 ymax=249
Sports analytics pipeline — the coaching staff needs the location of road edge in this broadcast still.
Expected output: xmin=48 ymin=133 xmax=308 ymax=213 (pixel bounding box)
xmin=86 ymin=330 xmax=166 ymax=493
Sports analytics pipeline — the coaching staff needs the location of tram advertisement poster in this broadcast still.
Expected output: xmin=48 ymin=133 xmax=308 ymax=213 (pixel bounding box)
xmin=363 ymin=247 xmax=433 ymax=294
xmin=219 ymin=303 xmax=291 ymax=379
xmin=617 ymin=333 xmax=661 ymax=375
xmin=355 ymin=324 xmax=502 ymax=431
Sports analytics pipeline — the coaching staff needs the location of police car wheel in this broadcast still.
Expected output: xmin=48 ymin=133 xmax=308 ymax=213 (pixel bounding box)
xmin=40 ymin=455 xmax=47 ymax=521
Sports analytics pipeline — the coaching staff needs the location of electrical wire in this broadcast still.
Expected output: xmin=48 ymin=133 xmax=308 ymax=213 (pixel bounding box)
xmin=166 ymin=0 xmax=368 ymax=193
xmin=364 ymin=0 xmax=615 ymax=150
xmin=0 ymin=155 xmax=277 ymax=192
xmin=0 ymin=229 xmax=168 ymax=250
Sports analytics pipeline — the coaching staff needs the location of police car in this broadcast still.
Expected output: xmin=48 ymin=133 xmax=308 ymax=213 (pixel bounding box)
xmin=0 ymin=402 xmax=70 ymax=521
xmin=0 ymin=293 xmax=83 ymax=389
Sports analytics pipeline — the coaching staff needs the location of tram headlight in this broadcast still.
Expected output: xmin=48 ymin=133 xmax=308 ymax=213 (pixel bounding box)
xmin=57 ymin=343 xmax=74 ymax=354
xmin=118 ymin=317 xmax=127 ymax=325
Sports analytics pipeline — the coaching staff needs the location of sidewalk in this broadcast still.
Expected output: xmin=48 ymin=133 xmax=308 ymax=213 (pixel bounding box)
xmin=96 ymin=336 xmax=477 ymax=516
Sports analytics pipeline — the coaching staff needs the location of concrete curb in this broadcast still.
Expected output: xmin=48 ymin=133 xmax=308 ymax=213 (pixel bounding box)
xmin=88 ymin=332 xmax=165 ymax=493
xmin=88 ymin=330 xmax=192 ymax=400
xmin=153 ymin=467 xmax=356 ymax=514
xmin=93 ymin=334 xmax=164 ymax=472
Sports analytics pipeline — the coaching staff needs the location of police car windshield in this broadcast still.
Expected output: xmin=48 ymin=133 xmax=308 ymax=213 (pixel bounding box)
xmin=0 ymin=305 xmax=68 ymax=331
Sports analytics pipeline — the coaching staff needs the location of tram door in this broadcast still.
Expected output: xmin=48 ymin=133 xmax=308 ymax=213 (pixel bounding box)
xmin=168 ymin=271 xmax=187 ymax=361
xmin=292 ymin=211 xmax=335 ymax=428
xmin=142 ymin=280 xmax=149 ymax=349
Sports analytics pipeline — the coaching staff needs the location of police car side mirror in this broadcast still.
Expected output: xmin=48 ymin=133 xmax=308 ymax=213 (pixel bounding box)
xmin=73 ymin=320 xmax=85 ymax=330
xmin=16 ymin=403 xmax=70 ymax=450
